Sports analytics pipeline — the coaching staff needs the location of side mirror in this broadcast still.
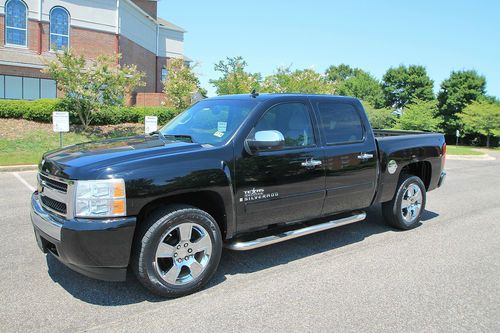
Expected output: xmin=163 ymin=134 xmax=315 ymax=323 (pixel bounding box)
xmin=245 ymin=130 xmax=285 ymax=154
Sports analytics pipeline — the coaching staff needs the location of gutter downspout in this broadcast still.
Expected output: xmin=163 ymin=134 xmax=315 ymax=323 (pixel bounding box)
xmin=38 ymin=0 xmax=42 ymax=54
xmin=155 ymin=24 xmax=159 ymax=92
xmin=115 ymin=0 xmax=120 ymax=64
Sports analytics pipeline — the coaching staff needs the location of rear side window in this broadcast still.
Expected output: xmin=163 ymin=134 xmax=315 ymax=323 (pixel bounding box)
xmin=316 ymin=102 xmax=364 ymax=144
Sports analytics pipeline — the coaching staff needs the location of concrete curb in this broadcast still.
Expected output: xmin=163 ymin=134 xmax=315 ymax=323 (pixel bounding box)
xmin=0 ymin=165 xmax=38 ymax=172
xmin=447 ymin=154 xmax=495 ymax=161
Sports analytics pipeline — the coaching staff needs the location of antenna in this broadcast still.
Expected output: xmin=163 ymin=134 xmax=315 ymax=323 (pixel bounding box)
xmin=250 ymin=89 xmax=259 ymax=98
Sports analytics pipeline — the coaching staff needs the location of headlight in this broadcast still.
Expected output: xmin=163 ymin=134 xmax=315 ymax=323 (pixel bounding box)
xmin=75 ymin=179 xmax=126 ymax=217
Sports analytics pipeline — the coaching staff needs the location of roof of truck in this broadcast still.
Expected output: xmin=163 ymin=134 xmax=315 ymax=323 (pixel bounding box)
xmin=209 ymin=93 xmax=359 ymax=102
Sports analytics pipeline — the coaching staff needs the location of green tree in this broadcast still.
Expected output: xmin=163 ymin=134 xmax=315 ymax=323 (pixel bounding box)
xmin=261 ymin=66 xmax=334 ymax=94
xmin=164 ymin=58 xmax=204 ymax=111
xmin=459 ymin=101 xmax=500 ymax=147
xmin=437 ymin=70 xmax=487 ymax=134
xmin=395 ymin=99 xmax=442 ymax=132
xmin=363 ymin=103 xmax=396 ymax=129
xmin=382 ymin=65 xmax=434 ymax=109
xmin=44 ymin=49 xmax=144 ymax=127
xmin=325 ymin=64 xmax=356 ymax=83
xmin=337 ymin=70 xmax=385 ymax=108
xmin=209 ymin=56 xmax=262 ymax=95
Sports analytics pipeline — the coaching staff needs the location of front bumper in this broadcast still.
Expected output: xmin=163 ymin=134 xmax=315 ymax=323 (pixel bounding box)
xmin=31 ymin=192 xmax=136 ymax=281
xmin=438 ymin=170 xmax=446 ymax=188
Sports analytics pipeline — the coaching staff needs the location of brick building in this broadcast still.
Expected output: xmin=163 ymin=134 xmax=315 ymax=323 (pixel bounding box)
xmin=0 ymin=0 xmax=187 ymax=103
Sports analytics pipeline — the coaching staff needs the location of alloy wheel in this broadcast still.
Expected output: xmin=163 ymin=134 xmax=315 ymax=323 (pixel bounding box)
xmin=154 ymin=222 xmax=212 ymax=285
xmin=401 ymin=183 xmax=423 ymax=223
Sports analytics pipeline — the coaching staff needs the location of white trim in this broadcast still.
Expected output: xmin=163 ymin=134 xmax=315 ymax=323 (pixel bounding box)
xmin=3 ymin=43 xmax=28 ymax=49
xmin=0 ymin=60 xmax=46 ymax=69
xmin=158 ymin=24 xmax=186 ymax=34
xmin=5 ymin=0 xmax=28 ymax=48
xmin=38 ymin=0 xmax=42 ymax=21
xmin=49 ymin=6 xmax=70 ymax=51
xmin=116 ymin=0 xmax=120 ymax=35
xmin=156 ymin=24 xmax=159 ymax=55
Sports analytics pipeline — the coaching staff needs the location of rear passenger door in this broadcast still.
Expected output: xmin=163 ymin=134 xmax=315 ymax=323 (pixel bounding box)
xmin=235 ymin=100 xmax=326 ymax=232
xmin=311 ymin=98 xmax=378 ymax=215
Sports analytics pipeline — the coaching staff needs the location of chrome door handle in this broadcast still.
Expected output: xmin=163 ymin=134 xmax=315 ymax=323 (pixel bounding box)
xmin=357 ymin=153 xmax=374 ymax=160
xmin=301 ymin=159 xmax=322 ymax=167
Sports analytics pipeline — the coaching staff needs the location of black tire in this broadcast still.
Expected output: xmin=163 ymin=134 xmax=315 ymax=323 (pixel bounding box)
xmin=132 ymin=204 xmax=222 ymax=298
xmin=382 ymin=174 xmax=426 ymax=230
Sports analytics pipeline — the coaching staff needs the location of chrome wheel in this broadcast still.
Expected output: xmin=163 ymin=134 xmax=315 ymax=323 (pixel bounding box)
xmin=401 ymin=183 xmax=423 ymax=223
xmin=154 ymin=222 xmax=212 ymax=286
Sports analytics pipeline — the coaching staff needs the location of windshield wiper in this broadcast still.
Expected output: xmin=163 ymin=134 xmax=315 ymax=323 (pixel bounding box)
xmin=163 ymin=134 xmax=195 ymax=143
xmin=148 ymin=131 xmax=167 ymax=142
xmin=149 ymin=131 xmax=195 ymax=143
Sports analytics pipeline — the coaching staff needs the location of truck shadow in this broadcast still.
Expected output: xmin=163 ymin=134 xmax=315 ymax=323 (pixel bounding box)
xmin=46 ymin=205 xmax=439 ymax=306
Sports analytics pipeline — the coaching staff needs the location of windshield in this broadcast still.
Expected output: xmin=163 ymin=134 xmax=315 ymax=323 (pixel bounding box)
xmin=160 ymin=99 xmax=259 ymax=146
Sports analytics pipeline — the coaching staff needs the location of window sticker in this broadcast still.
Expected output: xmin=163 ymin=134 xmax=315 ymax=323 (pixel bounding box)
xmin=213 ymin=131 xmax=224 ymax=138
xmin=217 ymin=121 xmax=227 ymax=132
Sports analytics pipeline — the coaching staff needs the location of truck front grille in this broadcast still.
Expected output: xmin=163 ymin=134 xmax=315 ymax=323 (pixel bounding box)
xmin=39 ymin=174 xmax=68 ymax=193
xmin=40 ymin=195 xmax=67 ymax=215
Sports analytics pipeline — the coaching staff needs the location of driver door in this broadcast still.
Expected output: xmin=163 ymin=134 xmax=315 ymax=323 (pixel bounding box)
xmin=235 ymin=101 xmax=326 ymax=232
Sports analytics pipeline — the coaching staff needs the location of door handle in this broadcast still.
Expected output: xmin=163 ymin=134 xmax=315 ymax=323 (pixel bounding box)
xmin=357 ymin=153 xmax=374 ymax=160
xmin=301 ymin=159 xmax=322 ymax=168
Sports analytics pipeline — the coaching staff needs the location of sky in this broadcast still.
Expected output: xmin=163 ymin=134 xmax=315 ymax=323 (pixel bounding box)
xmin=158 ymin=0 xmax=500 ymax=97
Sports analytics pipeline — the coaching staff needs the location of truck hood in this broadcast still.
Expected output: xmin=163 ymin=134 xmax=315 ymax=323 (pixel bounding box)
xmin=40 ymin=135 xmax=205 ymax=179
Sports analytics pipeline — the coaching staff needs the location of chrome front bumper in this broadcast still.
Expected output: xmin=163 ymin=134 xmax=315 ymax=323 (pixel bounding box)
xmin=31 ymin=192 xmax=63 ymax=241
xmin=31 ymin=192 xmax=137 ymax=281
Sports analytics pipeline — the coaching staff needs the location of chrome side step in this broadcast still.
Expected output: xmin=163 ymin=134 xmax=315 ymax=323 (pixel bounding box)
xmin=225 ymin=211 xmax=366 ymax=251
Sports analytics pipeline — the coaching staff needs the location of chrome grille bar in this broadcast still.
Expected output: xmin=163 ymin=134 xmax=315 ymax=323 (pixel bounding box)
xmin=38 ymin=172 xmax=73 ymax=219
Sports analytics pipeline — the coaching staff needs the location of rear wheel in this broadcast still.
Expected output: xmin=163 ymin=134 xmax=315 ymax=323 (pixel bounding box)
xmin=382 ymin=174 xmax=426 ymax=230
xmin=132 ymin=205 xmax=222 ymax=297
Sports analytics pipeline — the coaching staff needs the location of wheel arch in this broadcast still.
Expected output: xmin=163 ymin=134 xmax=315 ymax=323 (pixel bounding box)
xmin=399 ymin=161 xmax=432 ymax=190
xmin=136 ymin=190 xmax=229 ymax=240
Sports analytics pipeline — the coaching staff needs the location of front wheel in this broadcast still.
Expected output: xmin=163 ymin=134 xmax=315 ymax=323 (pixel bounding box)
xmin=382 ymin=175 xmax=426 ymax=230
xmin=132 ymin=205 xmax=222 ymax=297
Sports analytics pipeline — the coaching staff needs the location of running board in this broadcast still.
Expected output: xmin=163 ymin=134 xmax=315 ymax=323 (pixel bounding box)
xmin=225 ymin=211 xmax=366 ymax=251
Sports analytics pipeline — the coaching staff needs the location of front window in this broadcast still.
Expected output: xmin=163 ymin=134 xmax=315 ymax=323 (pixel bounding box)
xmin=5 ymin=0 xmax=27 ymax=47
xmin=251 ymin=103 xmax=315 ymax=147
xmin=50 ymin=7 xmax=70 ymax=51
xmin=160 ymin=99 xmax=259 ymax=146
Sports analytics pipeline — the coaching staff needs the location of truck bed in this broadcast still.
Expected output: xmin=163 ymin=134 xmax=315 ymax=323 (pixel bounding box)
xmin=373 ymin=129 xmax=446 ymax=204
xmin=373 ymin=129 xmax=434 ymax=137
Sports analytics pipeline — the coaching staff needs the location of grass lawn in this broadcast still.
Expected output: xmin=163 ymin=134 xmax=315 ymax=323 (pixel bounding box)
xmin=0 ymin=119 xmax=142 ymax=166
xmin=446 ymin=145 xmax=485 ymax=155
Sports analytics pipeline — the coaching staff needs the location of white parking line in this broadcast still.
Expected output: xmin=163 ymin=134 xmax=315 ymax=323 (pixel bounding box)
xmin=12 ymin=172 xmax=36 ymax=192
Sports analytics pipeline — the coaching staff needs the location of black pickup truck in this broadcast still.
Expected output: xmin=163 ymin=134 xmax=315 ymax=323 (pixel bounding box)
xmin=31 ymin=94 xmax=446 ymax=297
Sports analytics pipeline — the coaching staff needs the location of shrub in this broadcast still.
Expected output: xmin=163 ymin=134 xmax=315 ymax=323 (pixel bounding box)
xmin=0 ymin=99 xmax=179 ymax=125
xmin=0 ymin=99 xmax=62 ymax=122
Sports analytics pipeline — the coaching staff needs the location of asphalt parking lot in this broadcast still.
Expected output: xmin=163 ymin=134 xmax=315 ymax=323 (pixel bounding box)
xmin=0 ymin=154 xmax=499 ymax=332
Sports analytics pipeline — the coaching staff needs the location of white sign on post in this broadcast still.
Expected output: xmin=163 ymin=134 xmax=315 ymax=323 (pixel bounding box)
xmin=145 ymin=116 xmax=158 ymax=134
xmin=52 ymin=112 xmax=69 ymax=132
xmin=456 ymin=130 xmax=460 ymax=137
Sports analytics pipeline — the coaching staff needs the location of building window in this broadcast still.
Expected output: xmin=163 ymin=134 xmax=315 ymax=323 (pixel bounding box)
xmin=5 ymin=0 xmax=28 ymax=47
xmin=50 ymin=7 xmax=70 ymax=51
xmin=161 ymin=67 xmax=168 ymax=82
xmin=0 ymin=75 xmax=57 ymax=100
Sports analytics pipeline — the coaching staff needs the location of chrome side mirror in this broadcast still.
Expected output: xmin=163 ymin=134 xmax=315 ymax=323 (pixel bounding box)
xmin=245 ymin=130 xmax=285 ymax=154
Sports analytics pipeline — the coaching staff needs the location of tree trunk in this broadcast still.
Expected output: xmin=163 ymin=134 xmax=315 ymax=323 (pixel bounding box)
xmin=486 ymin=134 xmax=490 ymax=148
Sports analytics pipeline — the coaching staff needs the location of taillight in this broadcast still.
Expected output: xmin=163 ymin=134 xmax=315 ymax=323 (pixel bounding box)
xmin=442 ymin=142 xmax=446 ymax=169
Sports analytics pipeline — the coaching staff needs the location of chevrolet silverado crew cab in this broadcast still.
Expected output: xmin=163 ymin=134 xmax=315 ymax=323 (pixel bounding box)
xmin=31 ymin=94 xmax=446 ymax=297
